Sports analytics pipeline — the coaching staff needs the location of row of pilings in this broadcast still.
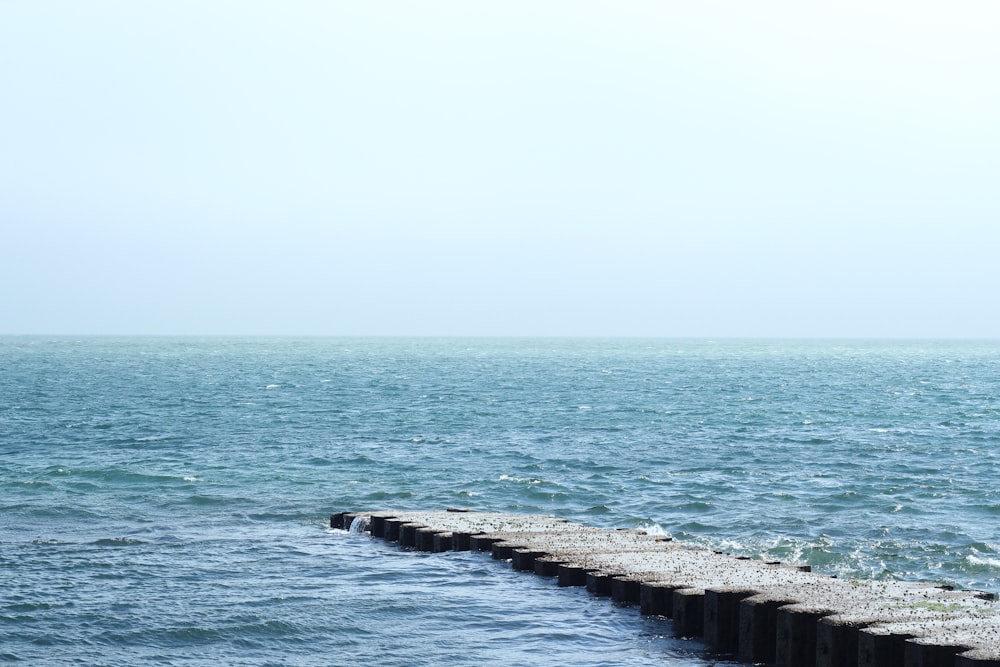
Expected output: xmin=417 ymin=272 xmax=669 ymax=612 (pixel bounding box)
xmin=331 ymin=510 xmax=999 ymax=667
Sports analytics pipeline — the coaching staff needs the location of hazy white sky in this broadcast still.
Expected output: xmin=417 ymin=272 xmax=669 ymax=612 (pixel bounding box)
xmin=2 ymin=1 xmax=998 ymax=336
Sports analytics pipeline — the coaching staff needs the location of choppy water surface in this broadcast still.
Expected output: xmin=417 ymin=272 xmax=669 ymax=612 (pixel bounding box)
xmin=2 ymin=337 xmax=998 ymax=665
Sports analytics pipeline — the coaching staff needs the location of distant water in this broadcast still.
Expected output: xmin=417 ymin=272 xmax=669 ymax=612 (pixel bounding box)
xmin=2 ymin=337 xmax=999 ymax=665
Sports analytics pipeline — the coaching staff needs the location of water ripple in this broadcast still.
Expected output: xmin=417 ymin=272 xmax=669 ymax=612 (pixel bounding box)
xmin=3 ymin=337 xmax=1000 ymax=665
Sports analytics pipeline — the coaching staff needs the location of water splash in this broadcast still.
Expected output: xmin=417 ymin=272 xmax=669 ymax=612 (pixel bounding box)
xmin=349 ymin=515 xmax=371 ymax=534
xmin=636 ymin=522 xmax=670 ymax=538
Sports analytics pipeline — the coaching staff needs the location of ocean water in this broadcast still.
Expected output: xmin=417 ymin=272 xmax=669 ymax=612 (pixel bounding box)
xmin=2 ymin=337 xmax=999 ymax=666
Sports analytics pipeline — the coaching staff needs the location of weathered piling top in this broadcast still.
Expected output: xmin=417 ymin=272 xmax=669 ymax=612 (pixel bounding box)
xmin=332 ymin=509 xmax=999 ymax=667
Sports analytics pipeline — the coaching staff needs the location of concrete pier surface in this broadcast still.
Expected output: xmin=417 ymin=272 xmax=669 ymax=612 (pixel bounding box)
xmin=331 ymin=509 xmax=999 ymax=667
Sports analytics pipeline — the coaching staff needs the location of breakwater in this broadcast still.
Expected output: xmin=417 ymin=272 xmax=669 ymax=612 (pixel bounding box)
xmin=332 ymin=509 xmax=999 ymax=667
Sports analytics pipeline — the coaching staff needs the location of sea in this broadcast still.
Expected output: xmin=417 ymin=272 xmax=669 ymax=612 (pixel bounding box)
xmin=2 ymin=337 xmax=999 ymax=666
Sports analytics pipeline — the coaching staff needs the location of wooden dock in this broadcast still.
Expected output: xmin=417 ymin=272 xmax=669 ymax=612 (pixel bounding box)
xmin=330 ymin=509 xmax=999 ymax=667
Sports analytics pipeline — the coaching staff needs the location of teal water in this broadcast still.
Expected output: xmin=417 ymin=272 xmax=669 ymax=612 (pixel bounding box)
xmin=2 ymin=337 xmax=999 ymax=665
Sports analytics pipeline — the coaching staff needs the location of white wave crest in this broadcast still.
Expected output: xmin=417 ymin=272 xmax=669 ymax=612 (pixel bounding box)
xmin=499 ymin=474 xmax=542 ymax=484
xmin=967 ymin=554 xmax=1000 ymax=570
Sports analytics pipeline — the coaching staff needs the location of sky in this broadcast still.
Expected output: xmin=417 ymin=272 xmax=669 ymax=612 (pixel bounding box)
xmin=1 ymin=1 xmax=998 ymax=337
